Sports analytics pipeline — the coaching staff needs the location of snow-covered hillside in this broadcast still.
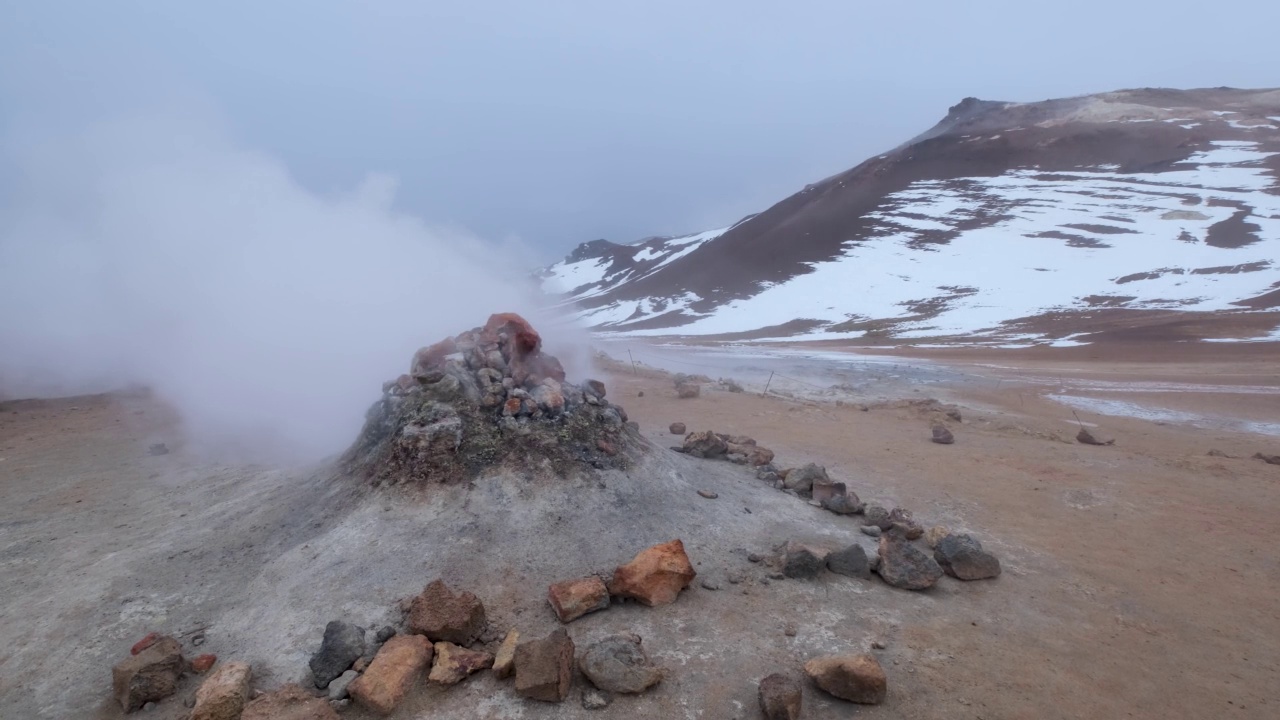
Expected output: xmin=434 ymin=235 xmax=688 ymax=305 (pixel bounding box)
xmin=542 ymin=88 xmax=1280 ymax=344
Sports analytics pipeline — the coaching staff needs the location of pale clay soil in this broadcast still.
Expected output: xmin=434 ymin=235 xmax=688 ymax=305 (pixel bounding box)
xmin=1 ymin=344 xmax=1278 ymax=719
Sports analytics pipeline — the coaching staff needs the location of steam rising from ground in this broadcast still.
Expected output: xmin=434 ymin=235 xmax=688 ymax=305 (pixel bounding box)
xmin=0 ymin=108 xmax=582 ymax=462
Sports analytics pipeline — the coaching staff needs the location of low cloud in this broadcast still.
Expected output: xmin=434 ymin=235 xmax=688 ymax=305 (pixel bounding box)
xmin=0 ymin=106 xmax=581 ymax=462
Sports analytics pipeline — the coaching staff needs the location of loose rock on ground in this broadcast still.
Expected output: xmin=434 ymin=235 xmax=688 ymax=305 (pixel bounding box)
xmin=407 ymin=579 xmax=487 ymax=645
xmin=310 ymin=620 xmax=365 ymax=689
xmin=803 ymin=654 xmax=888 ymax=704
xmin=347 ymin=634 xmax=433 ymax=715
xmin=514 ymin=628 xmax=575 ymax=702
xmin=190 ymin=661 xmax=252 ymax=720
xmin=492 ymin=629 xmax=520 ymax=679
xmin=548 ymin=576 xmax=610 ymax=623
xmin=578 ymin=633 xmax=664 ymax=694
xmin=826 ymin=543 xmax=872 ymax=579
xmin=877 ymin=535 xmax=943 ymax=590
xmin=934 ymin=533 xmax=1003 ymax=580
xmin=758 ymin=673 xmax=803 ymax=720
xmin=609 ymin=539 xmax=696 ymax=606
xmin=428 ymin=642 xmax=494 ymax=685
xmin=112 ymin=634 xmax=184 ymax=712
xmin=241 ymin=683 xmax=340 ymax=720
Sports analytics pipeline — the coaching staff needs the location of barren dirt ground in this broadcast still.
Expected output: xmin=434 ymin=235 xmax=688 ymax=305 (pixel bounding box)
xmin=2 ymin=344 xmax=1278 ymax=719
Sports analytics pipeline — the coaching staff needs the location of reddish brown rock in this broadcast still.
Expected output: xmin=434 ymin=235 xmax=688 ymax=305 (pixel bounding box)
xmin=514 ymin=628 xmax=575 ymax=702
xmin=241 ymin=683 xmax=340 ymax=720
xmin=548 ymin=576 xmax=610 ymax=623
xmin=348 ymin=634 xmax=433 ymax=715
xmin=191 ymin=654 xmax=218 ymax=673
xmin=484 ymin=312 xmax=541 ymax=357
xmin=407 ymin=579 xmax=487 ymax=645
xmin=190 ymin=661 xmax=251 ymax=720
xmin=596 ymin=439 xmax=618 ymax=456
xmin=609 ymin=539 xmax=696 ymax=606
xmin=492 ymin=629 xmax=520 ymax=679
xmin=803 ymin=654 xmax=887 ymax=704
xmin=130 ymin=632 xmax=160 ymax=656
xmin=669 ymin=422 xmax=686 ymax=435
xmin=428 ymin=642 xmax=494 ymax=685
xmin=503 ymin=396 xmax=523 ymax=416
xmin=112 ymin=635 xmax=183 ymax=711
xmin=758 ymin=673 xmax=803 ymax=720
xmin=410 ymin=337 xmax=458 ymax=377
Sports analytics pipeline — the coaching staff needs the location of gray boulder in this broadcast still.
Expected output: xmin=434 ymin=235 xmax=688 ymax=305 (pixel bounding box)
xmin=931 ymin=423 xmax=954 ymax=444
xmin=578 ymin=634 xmax=664 ymax=694
xmin=876 ymin=537 xmax=942 ymax=591
xmin=783 ymin=463 xmax=829 ymax=493
xmin=826 ymin=544 xmax=871 ymax=579
xmin=782 ymin=542 xmax=826 ymax=579
xmin=934 ymin=533 xmax=1002 ymax=580
xmin=888 ymin=507 xmax=923 ymax=540
xmin=863 ymin=504 xmax=892 ymax=530
xmin=327 ymin=670 xmax=359 ymax=701
xmin=821 ymin=491 xmax=863 ymax=515
xmin=310 ymin=621 xmax=365 ymax=688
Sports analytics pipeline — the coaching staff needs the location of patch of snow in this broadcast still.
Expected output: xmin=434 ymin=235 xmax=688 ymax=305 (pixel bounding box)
xmin=545 ymin=226 xmax=728 ymax=301
xmin=1049 ymin=394 xmax=1280 ymax=437
xmin=587 ymin=142 xmax=1280 ymax=341
xmin=1201 ymin=324 xmax=1280 ymax=343
xmin=541 ymin=257 xmax=610 ymax=295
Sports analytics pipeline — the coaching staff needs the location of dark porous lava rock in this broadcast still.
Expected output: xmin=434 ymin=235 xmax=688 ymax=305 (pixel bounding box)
xmin=341 ymin=313 xmax=641 ymax=485
xmin=934 ymin=533 xmax=1002 ymax=580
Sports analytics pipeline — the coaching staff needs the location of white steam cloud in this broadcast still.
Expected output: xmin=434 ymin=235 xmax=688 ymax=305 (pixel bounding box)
xmin=0 ymin=107 xmax=582 ymax=462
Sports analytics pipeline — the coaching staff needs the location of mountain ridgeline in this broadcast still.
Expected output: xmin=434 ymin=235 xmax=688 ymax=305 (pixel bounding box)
xmin=542 ymin=87 xmax=1280 ymax=345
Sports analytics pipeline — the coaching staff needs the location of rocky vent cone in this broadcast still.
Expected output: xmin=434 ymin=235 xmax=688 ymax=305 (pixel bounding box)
xmin=341 ymin=313 xmax=643 ymax=485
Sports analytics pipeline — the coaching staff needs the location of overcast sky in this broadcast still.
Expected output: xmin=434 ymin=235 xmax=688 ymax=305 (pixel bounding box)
xmin=3 ymin=1 xmax=1276 ymax=261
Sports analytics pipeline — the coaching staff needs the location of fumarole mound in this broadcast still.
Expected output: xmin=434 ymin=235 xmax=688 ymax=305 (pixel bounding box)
xmin=342 ymin=313 xmax=640 ymax=484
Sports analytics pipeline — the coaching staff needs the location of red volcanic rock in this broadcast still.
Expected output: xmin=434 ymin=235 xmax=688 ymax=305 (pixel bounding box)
xmin=547 ymin=576 xmax=610 ymax=623
xmin=191 ymin=654 xmax=218 ymax=673
xmin=130 ymin=632 xmax=161 ymax=656
xmin=484 ymin=313 xmax=542 ymax=358
xmin=411 ymin=337 xmax=458 ymax=378
xmin=609 ymin=540 xmax=696 ymax=606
